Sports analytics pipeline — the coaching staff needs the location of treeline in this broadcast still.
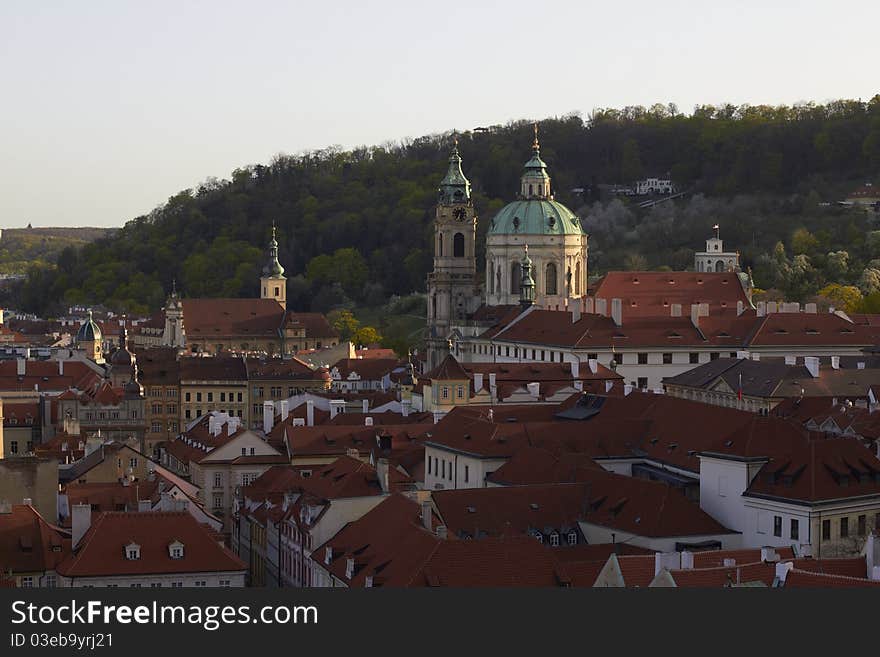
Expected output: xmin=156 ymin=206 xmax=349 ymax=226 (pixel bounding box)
xmin=12 ymin=96 xmax=880 ymax=316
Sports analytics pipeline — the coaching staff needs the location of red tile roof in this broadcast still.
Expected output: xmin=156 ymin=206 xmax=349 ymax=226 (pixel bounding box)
xmin=783 ymin=569 xmax=880 ymax=587
xmin=664 ymin=561 xmax=776 ymax=587
xmin=57 ymin=511 xmax=245 ymax=577
xmin=690 ymin=547 xmax=795 ymax=568
xmin=330 ymin=358 xmax=402 ymax=382
xmin=0 ymin=505 xmax=70 ymax=574
xmin=591 ymin=271 xmax=751 ymax=319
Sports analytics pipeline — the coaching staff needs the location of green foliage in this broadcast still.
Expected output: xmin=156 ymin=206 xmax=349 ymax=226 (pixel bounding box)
xmin=13 ymin=96 xmax=880 ymax=316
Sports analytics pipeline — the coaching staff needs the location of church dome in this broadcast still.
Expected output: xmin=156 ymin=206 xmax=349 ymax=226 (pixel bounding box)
xmin=487 ymin=124 xmax=584 ymax=237
xmin=76 ymin=311 xmax=102 ymax=344
xmin=489 ymin=199 xmax=584 ymax=236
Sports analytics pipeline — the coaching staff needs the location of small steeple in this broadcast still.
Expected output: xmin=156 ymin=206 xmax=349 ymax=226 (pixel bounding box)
xmin=519 ymin=245 xmax=536 ymax=308
xmin=438 ymin=136 xmax=471 ymax=204
xmin=262 ymin=222 xmax=286 ymax=279
xmin=520 ymin=123 xmax=551 ymax=199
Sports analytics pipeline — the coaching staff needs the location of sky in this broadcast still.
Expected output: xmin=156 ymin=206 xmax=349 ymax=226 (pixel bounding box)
xmin=1 ymin=0 xmax=878 ymax=228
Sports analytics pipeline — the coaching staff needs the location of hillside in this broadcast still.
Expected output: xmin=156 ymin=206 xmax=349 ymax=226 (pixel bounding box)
xmin=0 ymin=227 xmax=114 ymax=275
xmin=12 ymin=97 xmax=880 ymax=318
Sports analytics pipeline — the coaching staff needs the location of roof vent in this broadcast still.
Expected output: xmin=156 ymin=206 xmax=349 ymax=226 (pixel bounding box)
xmin=530 ymin=503 xmax=539 ymax=510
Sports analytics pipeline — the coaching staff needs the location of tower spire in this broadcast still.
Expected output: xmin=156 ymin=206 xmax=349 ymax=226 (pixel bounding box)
xmin=532 ymin=122 xmax=540 ymax=153
xmin=262 ymin=223 xmax=285 ymax=278
xmin=519 ymin=244 xmax=535 ymax=308
xmin=438 ymin=136 xmax=471 ymax=204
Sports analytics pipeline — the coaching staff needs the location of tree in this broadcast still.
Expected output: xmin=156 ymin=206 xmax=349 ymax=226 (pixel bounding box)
xmin=858 ymin=268 xmax=880 ymax=295
xmin=328 ymin=309 xmax=360 ymax=341
xmin=816 ymin=284 xmax=862 ymax=313
xmin=791 ymin=228 xmax=818 ymax=256
xmin=623 ymin=253 xmax=648 ymax=271
xmin=620 ymin=139 xmax=644 ymax=182
xmin=352 ymin=326 xmax=382 ymax=347
xmin=825 ymin=251 xmax=850 ymax=281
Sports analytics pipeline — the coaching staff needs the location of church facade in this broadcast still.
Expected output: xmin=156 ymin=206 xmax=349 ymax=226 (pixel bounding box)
xmin=425 ymin=128 xmax=588 ymax=369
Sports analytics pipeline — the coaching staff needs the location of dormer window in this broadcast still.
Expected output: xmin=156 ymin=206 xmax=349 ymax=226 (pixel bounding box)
xmin=125 ymin=542 xmax=141 ymax=560
xmin=549 ymin=532 xmax=560 ymax=547
xmin=168 ymin=541 xmax=184 ymax=560
xmin=567 ymin=531 xmax=577 ymax=546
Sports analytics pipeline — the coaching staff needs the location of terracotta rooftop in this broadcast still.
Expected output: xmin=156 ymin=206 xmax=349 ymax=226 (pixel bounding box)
xmin=57 ymin=511 xmax=245 ymax=577
xmin=0 ymin=505 xmax=70 ymax=574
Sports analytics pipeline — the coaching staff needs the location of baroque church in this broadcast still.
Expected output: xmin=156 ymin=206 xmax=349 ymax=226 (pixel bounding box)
xmin=426 ymin=127 xmax=588 ymax=369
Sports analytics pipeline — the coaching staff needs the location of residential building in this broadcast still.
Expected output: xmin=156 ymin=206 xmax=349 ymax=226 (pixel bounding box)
xmin=0 ymin=503 xmax=70 ymax=588
xmin=137 ymin=347 xmax=181 ymax=458
xmin=179 ymin=356 xmax=248 ymax=426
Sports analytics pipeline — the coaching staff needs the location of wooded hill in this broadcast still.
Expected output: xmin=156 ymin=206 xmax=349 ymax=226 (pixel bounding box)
xmin=13 ymin=97 xmax=880 ymax=317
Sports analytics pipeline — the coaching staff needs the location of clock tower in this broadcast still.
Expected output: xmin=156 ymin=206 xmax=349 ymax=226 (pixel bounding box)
xmin=426 ymin=140 xmax=481 ymax=369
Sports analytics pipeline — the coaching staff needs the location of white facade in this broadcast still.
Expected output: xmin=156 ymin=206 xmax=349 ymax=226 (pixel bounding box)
xmin=423 ymin=445 xmax=506 ymax=491
xmin=59 ymin=571 xmax=245 ymax=588
xmin=696 ymin=234 xmax=739 ymax=273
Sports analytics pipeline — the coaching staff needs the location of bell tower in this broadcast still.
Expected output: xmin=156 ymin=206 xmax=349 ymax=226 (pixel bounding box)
xmin=426 ymin=139 xmax=481 ymax=369
xmin=261 ymin=223 xmax=287 ymax=309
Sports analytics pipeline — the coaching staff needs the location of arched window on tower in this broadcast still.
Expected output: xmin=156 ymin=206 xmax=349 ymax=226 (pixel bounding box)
xmin=575 ymin=261 xmax=581 ymax=295
xmin=511 ymin=262 xmax=522 ymax=295
xmin=715 ymin=260 xmax=724 ymax=272
xmin=546 ymin=263 xmax=558 ymax=296
xmin=438 ymin=233 xmax=443 ymax=257
xmin=453 ymin=233 xmax=465 ymax=258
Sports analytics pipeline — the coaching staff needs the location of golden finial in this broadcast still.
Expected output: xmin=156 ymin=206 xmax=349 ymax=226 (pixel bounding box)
xmin=533 ymin=122 xmax=540 ymax=150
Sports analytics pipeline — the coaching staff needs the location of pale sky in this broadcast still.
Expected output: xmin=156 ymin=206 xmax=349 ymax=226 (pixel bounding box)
xmin=1 ymin=0 xmax=878 ymax=228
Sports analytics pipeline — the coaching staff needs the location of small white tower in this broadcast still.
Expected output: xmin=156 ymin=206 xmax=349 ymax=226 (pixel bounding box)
xmin=695 ymin=224 xmax=740 ymax=272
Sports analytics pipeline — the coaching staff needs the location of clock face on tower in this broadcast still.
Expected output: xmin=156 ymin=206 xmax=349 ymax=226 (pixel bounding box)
xmin=453 ymin=207 xmax=467 ymax=221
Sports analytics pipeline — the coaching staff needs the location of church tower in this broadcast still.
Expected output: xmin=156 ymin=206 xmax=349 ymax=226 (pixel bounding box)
xmin=162 ymin=281 xmax=185 ymax=348
xmin=261 ymin=224 xmax=287 ymax=309
xmin=426 ymin=140 xmax=481 ymax=370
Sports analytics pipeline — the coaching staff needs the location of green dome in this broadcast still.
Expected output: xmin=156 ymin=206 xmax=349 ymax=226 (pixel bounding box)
xmin=488 ymin=199 xmax=584 ymax=236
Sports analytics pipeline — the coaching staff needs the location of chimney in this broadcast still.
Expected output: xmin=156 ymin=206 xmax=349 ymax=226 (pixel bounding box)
xmin=22 ymin=497 xmax=32 ymax=506
xmin=736 ymin=300 xmax=744 ymax=316
xmin=756 ymin=301 xmax=766 ymax=317
xmin=16 ymin=358 xmax=25 ymax=376
xmin=571 ymin=360 xmax=580 ymax=379
xmin=751 ymin=353 xmax=761 ymax=361
xmin=208 ymin=415 xmax=217 ymax=436
xmin=595 ymin=298 xmax=607 ymax=317
xmin=866 ymin=533 xmax=880 ymax=574
xmin=571 ymin=303 xmax=582 ymax=324
xmin=804 ymin=356 xmax=820 ymax=378
xmin=488 ymin=373 xmax=497 ymax=389
xmin=365 ymin=575 xmax=374 ymax=588
xmin=263 ymin=401 xmax=275 ymax=434
xmin=680 ymin=551 xmax=694 ymax=570
xmin=324 ymin=546 xmax=333 ymax=565
xmin=584 ymin=297 xmax=595 ymax=314
xmin=401 ymin=399 xmax=411 ymax=417
xmin=436 ymin=525 xmax=448 ymax=540
xmin=432 ymin=410 xmax=444 ymax=424
xmin=473 ymin=372 xmax=484 ymax=392
xmin=610 ymin=298 xmax=622 ymax=326
xmin=831 ymin=356 xmax=840 ymax=370
xmin=279 ymin=400 xmax=289 ymax=422
xmin=624 ymin=384 xmax=633 ymax=396
xmin=72 ymin=503 xmax=91 ymax=548
xmin=605 ymin=380 xmax=613 ymax=393
xmin=330 ymin=399 xmax=345 ymax=418
xmin=761 ymin=546 xmax=779 ymax=563
xmin=858 ymin=362 xmax=866 ymax=370
xmin=805 ymin=302 xmax=817 ymax=314
xmin=137 ymin=499 xmax=152 ymax=512
xmin=588 ymin=359 xmax=598 ymax=374
xmin=782 ymin=302 xmax=800 ymax=313
xmin=670 ymin=303 xmax=682 ymax=317
xmin=58 ymin=359 xmax=64 ymax=376
xmin=362 ymin=399 xmax=369 ymax=414
xmin=345 ymin=557 xmax=354 ymax=579
xmin=767 ymin=301 xmax=778 ymax=314
xmin=364 ymin=416 xmax=373 ymax=426
xmin=775 ymin=561 xmax=794 ymax=584
xmin=306 ymin=400 xmax=315 ymax=426
xmin=690 ymin=304 xmax=701 ymax=328
xmin=421 ymin=500 xmax=432 ymax=530
xmin=736 ymin=351 xmax=749 ymax=360
xmin=377 ymin=458 xmax=390 ymax=494
xmin=527 ymin=382 xmax=540 ymax=398
xmin=654 ymin=552 xmax=681 ymax=576
xmin=784 ymin=355 xmax=796 ymax=365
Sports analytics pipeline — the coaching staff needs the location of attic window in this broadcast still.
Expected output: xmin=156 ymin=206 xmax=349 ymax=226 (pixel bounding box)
xmin=126 ymin=542 xmax=141 ymax=560
xmin=774 ymin=329 xmax=788 ymax=335
xmin=168 ymin=541 xmax=184 ymax=559
xmin=840 ymin=328 xmax=854 ymax=334
xmin=805 ymin=328 xmax=819 ymax=335
xmin=697 ymin=279 xmax=704 ymax=285
xmin=530 ymin=503 xmax=539 ymax=510
xmin=466 ymin=506 xmax=476 ymax=513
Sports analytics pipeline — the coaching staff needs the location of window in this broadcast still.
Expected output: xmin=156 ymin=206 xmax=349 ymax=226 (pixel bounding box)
xmin=213 ymin=494 xmax=223 ymax=509
xmin=220 ymin=392 xmax=226 ymax=403
xmin=129 ymin=458 xmax=138 ymax=469
xmin=822 ymin=519 xmax=831 ymax=540
xmin=568 ymin=531 xmax=577 ymax=546
xmin=441 ymin=460 xmax=445 ymax=479
xmin=545 ymin=263 xmax=557 ymax=295
xmin=44 ymin=575 xmax=56 ymax=588
xmin=150 ymin=583 xmax=162 ymax=588
xmin=840 ymin=517 xmax=849 ymax=538
xmin=20 ymin=576 xmax=33 ymax=588
xmin=549 ymin=533 xmax=560 ymax=547
xmin=207 ymin=392 xmax=213 ymax=402
xmin=442 ymin=387 xmax=449 ymax=400
xmin=453 ymin=232 xmax=465 ymax=258
xmin=194 ymin=581 xmax=206 ymax=587
xmin=464 ymin=465 xmax=469 ymax=483
xmin=196 ymin=392 xmax=202 ymax=402
xmin=773 ymin=516 xmax=782 ymax=537
xmin=126 ymin=543 xmax=141 ymax=560
xmin=790 ymin=519 xmax=799 ymax=541
xmin=859 ymin=514 xmax=867 ymax=536
xmin=662 ymin=353 xmax=672 ymax=364
xmin=171 ymin=582 xmax=183 ymax=588
xmin=10 ymin=441 xmax=18 ymax=454
xmin=219 ymin=580 xmax=231 ymax=587
xmin=185 ymin=392 xmax=191 ymax=402
xmin=637 ymin=377 xmax=648 ymax=390
xmin=169 ymin=542 xmax=184 ymax=559
xmin=214 ymin=472 xmax=222 ymax=489
xmin=456 ymin=385 xmax=464 ymax=399
xmin=238 ymin=393 xmax=243 ymax=403
xmin=613 ymin=353 xmax=623 ymax=365
xmin=710 ymin=352 xmax=720 ymax=361
xmin=637 ymin=352 xmax=648 ymax=365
